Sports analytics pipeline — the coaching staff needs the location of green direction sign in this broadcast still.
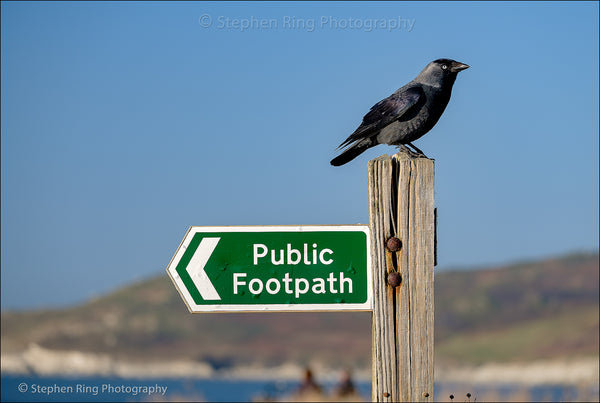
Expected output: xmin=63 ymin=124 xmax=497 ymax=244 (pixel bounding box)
xmin=166 ymin=225 xmax=372 ymax=312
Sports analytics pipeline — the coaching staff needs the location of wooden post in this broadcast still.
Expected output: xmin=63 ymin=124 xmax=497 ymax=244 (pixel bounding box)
xmin=368 ymin=151 xmax=435 ymax=402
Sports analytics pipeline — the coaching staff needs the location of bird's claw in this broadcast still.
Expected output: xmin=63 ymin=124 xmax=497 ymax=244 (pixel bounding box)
xmin=397 ymin=144 xmax=428 ymax=159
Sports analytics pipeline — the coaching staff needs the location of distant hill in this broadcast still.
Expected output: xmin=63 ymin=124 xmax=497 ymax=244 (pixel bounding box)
xmin=435 ymin=252 xmax=598 ymax=364
xmin=2 ymin=252 xmax=598 ymax=371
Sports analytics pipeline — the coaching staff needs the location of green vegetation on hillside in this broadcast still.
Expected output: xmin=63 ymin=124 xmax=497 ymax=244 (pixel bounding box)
xmin=2 ymin=252 xmax=598 ymax=369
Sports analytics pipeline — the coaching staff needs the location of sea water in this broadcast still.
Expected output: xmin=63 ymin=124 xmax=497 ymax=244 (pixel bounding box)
xmin=2 ymin=374 xmax=597 ymax=402
xmin=1 ymin=374 xmax=370 ymax=402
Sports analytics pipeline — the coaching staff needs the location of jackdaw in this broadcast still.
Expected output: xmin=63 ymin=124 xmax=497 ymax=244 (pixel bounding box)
xmin=330 ymin=59 xmax=469 ymax=166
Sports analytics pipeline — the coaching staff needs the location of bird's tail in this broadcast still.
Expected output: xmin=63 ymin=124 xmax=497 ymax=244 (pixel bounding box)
xmin=330 ymin=140 xmax=373 ymax=166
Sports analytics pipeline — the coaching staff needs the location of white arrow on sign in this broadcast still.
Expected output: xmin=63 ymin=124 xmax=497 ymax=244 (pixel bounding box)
xmin=186 ymin=237 xmax=222 ymax=301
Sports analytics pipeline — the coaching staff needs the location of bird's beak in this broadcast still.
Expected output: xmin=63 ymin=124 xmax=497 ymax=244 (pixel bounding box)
xmin=450 ymin=61 xmax=470 ymax=72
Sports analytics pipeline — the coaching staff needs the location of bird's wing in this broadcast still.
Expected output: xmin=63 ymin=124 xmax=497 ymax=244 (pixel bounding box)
xmin=338 ymin=86 xmax=424 ymax=149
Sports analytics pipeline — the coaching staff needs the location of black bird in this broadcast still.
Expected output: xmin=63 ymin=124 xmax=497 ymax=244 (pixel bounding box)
xmin=330 ymin=59 xmax=469 ymax=166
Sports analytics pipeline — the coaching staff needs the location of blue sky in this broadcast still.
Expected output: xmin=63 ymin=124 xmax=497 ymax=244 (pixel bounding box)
xmin=1 ymin=1 xmax=598 ymax=310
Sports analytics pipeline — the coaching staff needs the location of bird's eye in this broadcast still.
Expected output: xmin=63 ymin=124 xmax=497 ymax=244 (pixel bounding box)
xmin=441 ymin=64 xmax=448 ymax=70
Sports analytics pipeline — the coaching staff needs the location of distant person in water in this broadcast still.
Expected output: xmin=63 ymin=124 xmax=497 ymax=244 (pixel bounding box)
xmin=297 ymin=367 xmax=322 ymax=396
xmin=334 ymin=369 xmax=357 ymax=397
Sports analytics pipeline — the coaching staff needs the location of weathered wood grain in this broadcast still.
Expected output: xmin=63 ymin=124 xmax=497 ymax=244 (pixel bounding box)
xmin=368 ymin=151 xmax=435 ymax=402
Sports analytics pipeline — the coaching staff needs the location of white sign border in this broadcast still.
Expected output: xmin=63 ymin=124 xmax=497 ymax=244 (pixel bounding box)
xmin=166 ymin=225 xmax=373 ymax=313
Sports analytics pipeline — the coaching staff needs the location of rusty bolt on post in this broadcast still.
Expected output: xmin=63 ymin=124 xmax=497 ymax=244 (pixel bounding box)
xmin=387 ymin=271 xmax=402 ymax=287
xmin=422 ymin=392 xmax=430 ymax=398
xmin=382 ymin=392 xmax=390 ymax=398
xmin=386 ymin=237 xmax=402 ymax=252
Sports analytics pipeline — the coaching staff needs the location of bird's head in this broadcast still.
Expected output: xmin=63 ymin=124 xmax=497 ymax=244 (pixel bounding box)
xmin=416 ymin=59 xmax=469 ymax=87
